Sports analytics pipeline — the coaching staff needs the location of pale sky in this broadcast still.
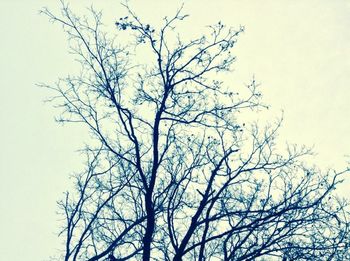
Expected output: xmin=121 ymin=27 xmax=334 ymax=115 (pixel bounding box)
xmin=0 ymin=1 xmax=349 ymax=260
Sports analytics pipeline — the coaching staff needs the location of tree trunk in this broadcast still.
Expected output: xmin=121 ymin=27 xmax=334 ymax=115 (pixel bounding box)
xmin=142 ymin=192 xmax=155 ymax=261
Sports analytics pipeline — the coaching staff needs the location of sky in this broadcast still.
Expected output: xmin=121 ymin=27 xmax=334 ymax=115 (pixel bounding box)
xmin=0 ymin=1 xmax=349 ymax=260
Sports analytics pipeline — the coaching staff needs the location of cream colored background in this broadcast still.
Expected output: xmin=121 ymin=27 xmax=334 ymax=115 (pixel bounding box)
xmin=0 ymin=0 xmax=349 ymax=260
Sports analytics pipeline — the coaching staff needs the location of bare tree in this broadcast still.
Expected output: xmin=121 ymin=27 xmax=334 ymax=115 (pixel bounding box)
xmin=41 ymin=2 xmax=350 ymax=261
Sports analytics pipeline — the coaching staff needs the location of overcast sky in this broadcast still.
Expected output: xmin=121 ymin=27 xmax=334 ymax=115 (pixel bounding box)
xmin=1 ymin=1 xmax=349 ymax=260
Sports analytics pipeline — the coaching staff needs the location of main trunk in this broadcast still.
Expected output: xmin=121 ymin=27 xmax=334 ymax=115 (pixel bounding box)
xmin=142 ymin=192 xmax=155 ymax=261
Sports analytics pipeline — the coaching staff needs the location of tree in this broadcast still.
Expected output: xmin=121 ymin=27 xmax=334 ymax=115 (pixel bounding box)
xmin=41 ymin=2 xmax=350 ymax=261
